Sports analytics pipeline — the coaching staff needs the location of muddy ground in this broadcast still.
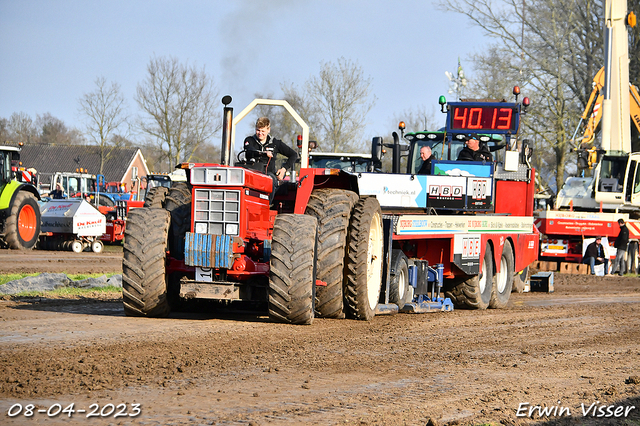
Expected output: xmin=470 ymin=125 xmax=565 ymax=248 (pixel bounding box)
xmin=0 ymin=248 xmax=639 ymax=425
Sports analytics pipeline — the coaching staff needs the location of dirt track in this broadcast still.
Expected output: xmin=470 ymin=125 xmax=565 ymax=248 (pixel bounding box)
xmin=0 ymin=249 xmax=639 ymax=425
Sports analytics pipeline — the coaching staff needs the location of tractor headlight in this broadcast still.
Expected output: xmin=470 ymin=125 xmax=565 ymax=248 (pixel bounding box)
xmin=225 ymin=224 xmax=239 ymax=236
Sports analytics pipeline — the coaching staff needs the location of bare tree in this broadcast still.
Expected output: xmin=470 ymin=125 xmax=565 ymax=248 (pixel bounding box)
xmin=441 ymin=0 xmax=603 ymax=190
xmin=1 ymin=112 xmax=83 ymax=146
xmin=78 ymin=77 xmax=129 ymax=174
xmin=135 ymin=56 xmax=220 ymax=169
xmin=282 ymin=57 xmax=376 ymax=153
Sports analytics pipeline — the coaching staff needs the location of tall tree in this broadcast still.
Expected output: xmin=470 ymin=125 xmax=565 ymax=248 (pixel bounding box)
xmin=442 ymin=0 xmax=604 ymax=190
xmin=78 ymin=77 xmax=129 ymax=174
xmin=282 ymin=57 xmax=376 ymax=153
xmin=135 ymin=56 xmax=220 ymax=169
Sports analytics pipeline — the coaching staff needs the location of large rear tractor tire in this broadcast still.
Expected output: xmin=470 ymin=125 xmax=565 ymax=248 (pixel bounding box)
xmin=122 ymin=208 xmax=172 ymax=317
xmin=489 ymin=240 xmax=514 ymax=309
xmin=143 ymin=186 xmax=169 ymax=208
xmin=345 ymin=197 xmax=384 ymax=321
xmin=305 ymin=188 xmax=358 ymax=318
xmin=164 ymin=183 xmax=192 ymax=261
xmin=164 ymin=182 xmax=191 ymax=212
xmin=4 ymin=191 xmax=40 ymax=250
xmin=389 ymin=250 xmax=412 ymax=309
xmin=445 ymin=243 xmax=494 ymax=310
xmin=269 ymin=214 xmax=317 ymax=325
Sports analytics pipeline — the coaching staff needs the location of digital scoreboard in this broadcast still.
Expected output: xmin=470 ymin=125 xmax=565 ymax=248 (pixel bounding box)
xmin=447 ymin=103 xmax=519 ymax=133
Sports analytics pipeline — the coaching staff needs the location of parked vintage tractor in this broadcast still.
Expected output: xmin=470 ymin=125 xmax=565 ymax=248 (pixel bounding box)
xmin=0 ymin=145 xmax=41 ymax=250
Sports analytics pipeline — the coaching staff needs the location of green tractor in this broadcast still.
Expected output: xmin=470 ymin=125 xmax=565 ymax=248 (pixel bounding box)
xmin=0 ymin=145 xmax=41 ymax=249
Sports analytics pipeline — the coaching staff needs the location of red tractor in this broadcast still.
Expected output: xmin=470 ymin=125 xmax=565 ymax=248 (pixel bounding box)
xmin=123 ymin=93 xmax=538 ymax=324
xmin=123 ymin=98 xmax=382 ymax=324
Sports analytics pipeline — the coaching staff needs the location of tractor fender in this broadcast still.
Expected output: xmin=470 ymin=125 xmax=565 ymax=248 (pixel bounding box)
xmin=0 ymin=181 xmax=40 ymax=214
xmin=294 ymin=168 xmax=360 ymax=214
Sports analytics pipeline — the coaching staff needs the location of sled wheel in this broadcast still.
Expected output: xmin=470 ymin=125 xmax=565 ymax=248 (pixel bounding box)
xmin=445 ymin=243 xmax=493 ymax=310
xmin=389 ymin=250 xmax=412 ymax=309
xmin=490 ymin=240 xmax=514 ymax=309
xmin=91 ymin=239 xmax=104 ymax=253
xmin=71 ymin=240 xmax=84 ymax=253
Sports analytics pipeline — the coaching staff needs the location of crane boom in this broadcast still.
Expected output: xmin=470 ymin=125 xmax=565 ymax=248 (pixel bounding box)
xmin=601 ymin=0 xmax=632 ymax=153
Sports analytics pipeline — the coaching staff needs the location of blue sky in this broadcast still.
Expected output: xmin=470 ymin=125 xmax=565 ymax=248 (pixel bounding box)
xmin=0 ymin=0 xmax=486 ymax=149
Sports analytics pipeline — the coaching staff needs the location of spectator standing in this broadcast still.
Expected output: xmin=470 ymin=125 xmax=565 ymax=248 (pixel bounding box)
xmin=612 ymin=219 xmax=629 ymax=276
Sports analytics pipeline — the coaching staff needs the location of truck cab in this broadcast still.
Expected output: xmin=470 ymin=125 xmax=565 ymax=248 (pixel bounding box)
xmin=404 ymin=130 xmax=505 ymax=174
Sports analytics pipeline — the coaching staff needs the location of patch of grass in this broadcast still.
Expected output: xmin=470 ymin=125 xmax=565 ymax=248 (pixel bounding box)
xmin=0 ymin=273 xmax=33 ymax=286
xmin=9 ymin=285 xmax=123 ymax=298
xmin=0 ymin=272 xmax=119 ymax=287
xmin=67 ymin=272 xmax=119 ymax=281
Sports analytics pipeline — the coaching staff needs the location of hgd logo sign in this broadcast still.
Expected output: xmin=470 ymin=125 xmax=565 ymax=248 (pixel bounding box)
xmin=429 ymin=185 xmax=463 ymax=197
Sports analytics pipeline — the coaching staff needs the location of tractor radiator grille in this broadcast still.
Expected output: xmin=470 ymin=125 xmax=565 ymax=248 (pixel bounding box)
xmin=193 ymin=189 xmax=240 ymax=236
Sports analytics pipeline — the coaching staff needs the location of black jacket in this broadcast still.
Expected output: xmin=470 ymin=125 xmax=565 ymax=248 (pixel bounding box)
xmin=614 ymin=224 xmax=629 ymax=250
xmin=457 ymin=146 xmax=493 ymax=162
xmin=417 ymin=157 xmax=432 ymax=175
xmin=242 ymin=135 xmax=298 ymax=175
xmin=583 ymin=241 xmax=606 ymax=264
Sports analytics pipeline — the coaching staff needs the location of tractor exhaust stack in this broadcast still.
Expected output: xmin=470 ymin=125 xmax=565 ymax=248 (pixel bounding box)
xmin=220 ymin=95 xmax=233 ymax=166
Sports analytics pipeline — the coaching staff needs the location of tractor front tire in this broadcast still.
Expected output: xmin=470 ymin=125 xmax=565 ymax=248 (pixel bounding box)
xmin=4 ymin=191 xmax=40 ymax=250
xmin=122 ymin=208 xmax=172 ymax=317
xmin=305 ymin=188 xmax=358 ymax=318
xmin=344 ymin=197 xmax=384 ymax=321
xmin=445 ymin=243 xmax=494 ymax=310
xmin=269 ymin=214 xmax=317 ymax=325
